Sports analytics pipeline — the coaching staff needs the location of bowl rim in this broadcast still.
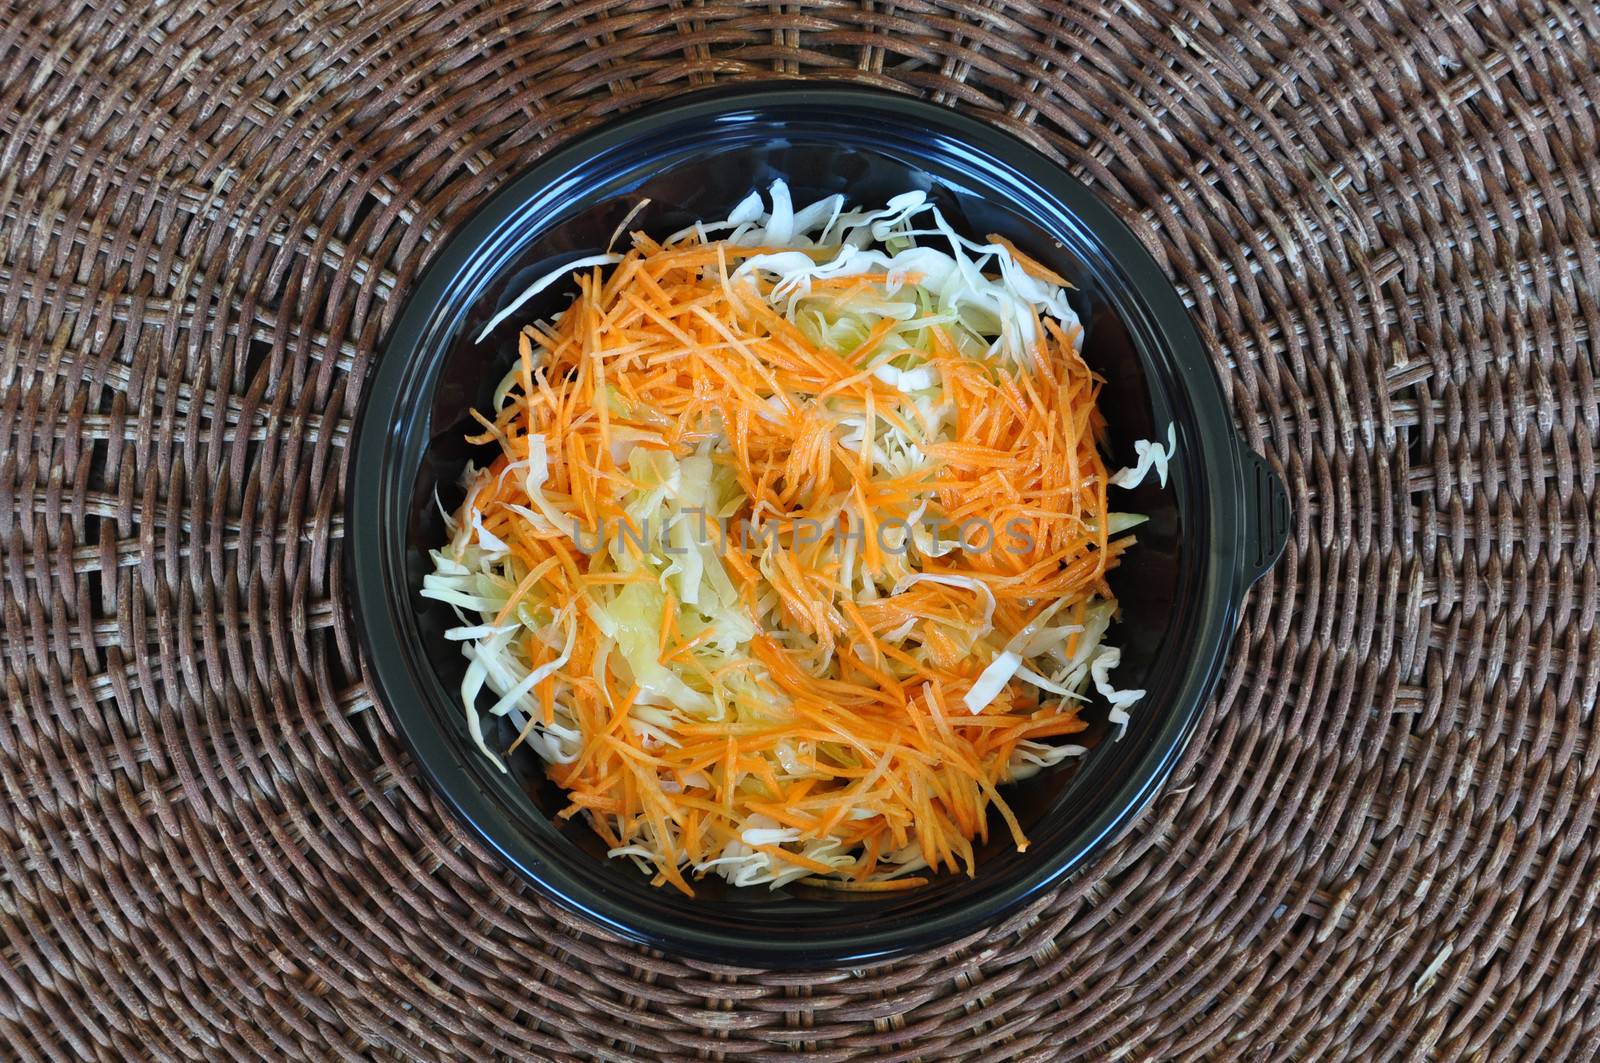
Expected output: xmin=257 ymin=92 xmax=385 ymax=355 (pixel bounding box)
xmin=347 ymin=82 xmax=1281 ymax=966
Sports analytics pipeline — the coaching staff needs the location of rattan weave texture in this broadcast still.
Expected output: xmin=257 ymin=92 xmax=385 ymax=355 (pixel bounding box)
xmin=3 ymin=1 xmax=1599 ymax=1059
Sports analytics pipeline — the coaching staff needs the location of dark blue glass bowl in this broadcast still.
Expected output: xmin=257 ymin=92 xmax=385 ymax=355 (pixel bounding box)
xmin=347 ymin=84 xmax=1287 ymax=967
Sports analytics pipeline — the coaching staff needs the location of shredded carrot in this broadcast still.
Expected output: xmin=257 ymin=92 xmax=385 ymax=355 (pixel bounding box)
xmin=434 ymin=207 xmax=1132 ymax=893
xmin=984 ymin=233 xmax=1074 ymax=289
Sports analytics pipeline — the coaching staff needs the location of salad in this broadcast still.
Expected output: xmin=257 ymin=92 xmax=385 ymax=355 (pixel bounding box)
xmin=423 ymin=183 xmax=1173 ymax=892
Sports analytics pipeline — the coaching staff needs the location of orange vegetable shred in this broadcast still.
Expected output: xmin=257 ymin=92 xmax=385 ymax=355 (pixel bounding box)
xmin=431 ymin=209 xmax=1141 ymax=894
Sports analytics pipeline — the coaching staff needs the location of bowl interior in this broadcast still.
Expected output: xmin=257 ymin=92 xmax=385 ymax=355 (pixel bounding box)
xmin=384 ymin=107 xmax=1206 ymax=957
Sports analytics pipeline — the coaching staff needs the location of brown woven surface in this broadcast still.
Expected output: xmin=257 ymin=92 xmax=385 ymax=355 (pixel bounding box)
xmin=3 ymin=1 xmax=1598 ymax=1059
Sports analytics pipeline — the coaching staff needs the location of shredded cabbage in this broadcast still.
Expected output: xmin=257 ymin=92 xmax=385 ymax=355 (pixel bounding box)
xmin=434 ymin=181 xmax=1173 ymax=891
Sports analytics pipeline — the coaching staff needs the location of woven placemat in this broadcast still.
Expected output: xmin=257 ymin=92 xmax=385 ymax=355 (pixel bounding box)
xmin=4 ymin=2 xmax=1598 ymax=1059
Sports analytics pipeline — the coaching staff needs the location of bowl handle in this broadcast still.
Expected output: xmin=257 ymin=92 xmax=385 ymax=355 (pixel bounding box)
xmin=1240 ymin=447 xmax=1289 ymax=588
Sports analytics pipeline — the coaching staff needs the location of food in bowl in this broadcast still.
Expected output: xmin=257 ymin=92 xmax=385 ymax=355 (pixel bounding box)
xmin=421 ymin=182 xmax=1173 ymax=893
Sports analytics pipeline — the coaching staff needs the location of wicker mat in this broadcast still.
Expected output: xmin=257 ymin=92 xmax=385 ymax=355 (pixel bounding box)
xmin=3 ymin=1 xmax=1598 ymax=1059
